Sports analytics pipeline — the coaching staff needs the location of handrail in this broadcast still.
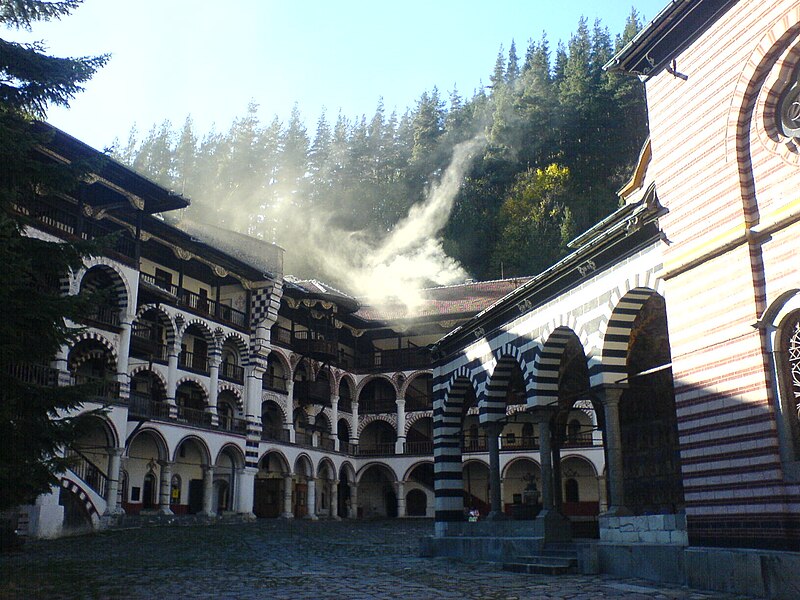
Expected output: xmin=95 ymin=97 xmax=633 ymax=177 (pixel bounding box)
xmin=64 ymin=447 xmax=109 ymax=498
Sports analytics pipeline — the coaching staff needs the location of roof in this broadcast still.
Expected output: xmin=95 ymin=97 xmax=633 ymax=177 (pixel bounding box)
xmin=603 ymin=0 xmax=738 ymax=79
xmin=283 ymin=278 xmax=361 ymax=314
xmin=354 ymin=278 xmax=533 ymax=322
xmin=34 ymin=121 xmax=189 ymax=214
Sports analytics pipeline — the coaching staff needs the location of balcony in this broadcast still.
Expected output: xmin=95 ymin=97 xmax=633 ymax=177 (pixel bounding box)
xmin=293 ymin=380 xmax=331 ymax=406
xmin=358 ymin=397 xmax=396 ymax=414
xmin=357 ymin=443 xmax=395 ymax=456
xmin=138 ymin=273 xmax=249 ymax=331
xmin=130 ymin=324 xmax=168 ymax=362
xmin=176 ymin=405 xmax=212 ymax=427
xmin=8 ymin=362 xmax=59 ymax=386
xmin=261 ymin=427 xmax=289 ymax=442
xmin=81 ymin=305 xmax=121 ymax=331
xmin=263 ymin=373 xmax=287 ymax=394
xmin=404 ymin=440 xmax=433 ymax=454
xmin=128 ymin=393 xmax=171 ymax=419
xmin=219 ymin=361 xmax=244 ymax=385
xmin=500 ymin=435 xmax=538 ymax=451
xmin=462 ymin=436 xmax=487 ymax=453
xmin=562 ymin=432 xmax=598 ymax=448
xmin=179 ymin=350 xmax=209 ymax=375
xmin=291 ymin=330 xmax=338 ymax=362
xmin=14 ymin=197 xmax=136 ymax=263
xmin=294 ymin=431 xmax=313 ymax=447
xmin=356 ymin=346 xmax=431 ymax=372
xmin=319 ymin=437 xmax=336 ymax=451
xmin=218 ymin=415 xmax=247 ymax=434
xmin=404 ymin=389 xmax=432 ymax=412
xmin=337 ymin=396 xmax=352 ymax=414
xmin=71 ymin=373 xmax=121 ymax=402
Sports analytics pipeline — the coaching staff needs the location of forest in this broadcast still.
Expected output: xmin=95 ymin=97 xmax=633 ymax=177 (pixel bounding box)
xmin=114 ymin=11 xmax=649 ymax=293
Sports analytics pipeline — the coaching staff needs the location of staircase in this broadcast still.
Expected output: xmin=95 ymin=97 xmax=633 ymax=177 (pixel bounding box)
xmin=502 ymin=543 xmax=578 ymax=575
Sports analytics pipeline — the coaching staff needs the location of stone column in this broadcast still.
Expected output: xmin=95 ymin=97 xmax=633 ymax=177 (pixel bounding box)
xmin=330 ymin=395 xmax=340 ymax=451
xmin=201 ymin=466 xmax=215 ymax=516
xmin=305 ymin=478 xmax=318 ymax=520
xmin=351 ymin=401 xmax=359 ymax=448
xmin=349 ymin=484 xmax=358 ymax=519
xmin=208 ymin=355 xmax=220 ymax=427
xmin=236 ymin=467 xmax=257 ymax=518
xmin=166 ymin=346 xmax=179 ymax=418
xmin=104 ymin=447 xmax=124 ymax=515
xmin=281 ymin=474 xmax=294 ymax=519
xmin=285 ymin=380 xmax=296 ymax=443
xmin=552 ymin=434 xmax=563 ymax=509
xmin=486 ymin=421 xmax=505 ymax=519
xmin=539 ymin=417 xmax=554 ymax=511
xmin=117 ymin=318 xmax=132 ymax=399
xmin=395 ymin=396 xmax=406 ymax=454
xmin=330 ymin=481 xmax=339 ymax=519
xmin=395 ymin=481 xmax=406 ymax=518
xmin=158 ymin=461 xmax=173 ymax=515
xmin=601 ymin=386 xmax=628 ymax=515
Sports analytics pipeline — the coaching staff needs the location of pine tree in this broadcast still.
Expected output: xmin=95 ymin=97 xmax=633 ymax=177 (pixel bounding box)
xmin=0 ymin=0 xmax=108 ymax=513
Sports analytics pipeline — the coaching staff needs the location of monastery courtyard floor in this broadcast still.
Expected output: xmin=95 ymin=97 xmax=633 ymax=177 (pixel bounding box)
xmin=0 ymin=519 xmax=755 ymax=599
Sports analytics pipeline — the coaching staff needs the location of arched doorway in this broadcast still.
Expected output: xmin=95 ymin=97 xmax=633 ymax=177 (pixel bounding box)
xmin=358 ymin=464 xmax=397 ymax=518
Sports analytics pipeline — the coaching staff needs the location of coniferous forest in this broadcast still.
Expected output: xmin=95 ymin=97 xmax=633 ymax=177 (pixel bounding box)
xmin=114 ymin=12 xmax=648 ymax=288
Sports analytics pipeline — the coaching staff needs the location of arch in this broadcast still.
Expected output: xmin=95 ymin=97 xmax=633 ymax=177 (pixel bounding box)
xmin=357 ymin=414 xmax=397 ymax=437
xmin=129 ymin=365 xmax=168 ymax=390
xmin=356 ymin=373 xmax=397 ymax=400
xmin=336 ymin=372 xmax=357 ymax=398
xmin=400 ymin=370 xmax=433 ymax=397
xmin=481 ymin=351 xmax=527 ymax=424
xmin=403 ymin=460 xmax=434 ymax=483
xmin=258 ymin=448 xmax=291 ymax=474
xmin=179 ymin=318 xmax=215 ymax=348
xmin=293 ymin=453 xmax=314 ymax=478
xmin=135 ymin=303 xmax=177 ymax=349
xmin=68 ymin=332 xmax=118 ymax=371
xmin=502 ymin=456 xmax=541 ymax=480
xmin=559 ymin=453 xmax=598 ymax=477
xmin=405 ymin=410 xmax=433 ymax=433
xmin=172 ymin=435 xmax=212 ymax=466
xmin=215 ymin=443 xmax=245 ymax=469
xmin=338 ymin=461 xmax=356 ymax=482
xmin=126 ymin=427 xmax=169 ymax=461
xmin=316 ymin=456 xmax=337 ymax=480
xmin=218 ymin=384 xmax=244 ymax=409
xmin=598 ymin=287 xmax=662 ymax=387
xmin=356 ymin=461 xmax=398 ymax=484
xmin=175 ymin=376 xmax=209 ymax=399
xmin=533 ymin=326 xmax=589 ymax=409
xmin=75 ymin=259 xmax=131 ymax=314
xmin=221 ymin=332 xmax=249 ymax=367
xmin=75 ymin=412 xmax=120 ymax=449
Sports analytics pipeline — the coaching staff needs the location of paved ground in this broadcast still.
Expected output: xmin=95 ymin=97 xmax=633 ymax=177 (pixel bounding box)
xmin=0 ymin=519 xmax=756 ymax=599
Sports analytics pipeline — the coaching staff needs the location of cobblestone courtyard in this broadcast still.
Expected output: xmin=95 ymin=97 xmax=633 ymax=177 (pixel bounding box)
xmin=0 ymin=520 xmax=755 ymax=599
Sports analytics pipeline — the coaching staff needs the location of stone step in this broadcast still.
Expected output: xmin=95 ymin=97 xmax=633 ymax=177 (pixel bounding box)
xmin=502 ymin=559 xmax=577 ymax=575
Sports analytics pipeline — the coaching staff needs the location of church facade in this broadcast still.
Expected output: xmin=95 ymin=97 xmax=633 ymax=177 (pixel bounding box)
xmin=431 ymin=0 xmax=800 ymax=595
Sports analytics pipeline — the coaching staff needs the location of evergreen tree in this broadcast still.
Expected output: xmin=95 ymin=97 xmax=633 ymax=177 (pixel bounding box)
xmin=0 ymin=0 xmax=108 ymax=512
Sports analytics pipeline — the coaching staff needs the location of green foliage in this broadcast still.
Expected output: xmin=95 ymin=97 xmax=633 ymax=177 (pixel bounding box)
xmin=115 ymin=13 xmax=647 ymax=285
xmin=0 ymin=0 xmax=106 ymax=510
xmin=491 ymin=164 xmax=573 ymax=277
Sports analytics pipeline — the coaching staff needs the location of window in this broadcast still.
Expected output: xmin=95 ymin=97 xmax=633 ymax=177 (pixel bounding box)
xmin=779 ymin=311 xmax=800 ymax=459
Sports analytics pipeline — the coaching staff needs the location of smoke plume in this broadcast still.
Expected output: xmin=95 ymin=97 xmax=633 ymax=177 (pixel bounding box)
xmin=182 ymin=135 xmax=486 ymax=316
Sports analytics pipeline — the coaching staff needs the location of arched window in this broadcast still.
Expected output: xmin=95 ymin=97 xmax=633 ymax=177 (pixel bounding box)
xmin=565 ymin=478 xmax=580 ymax=503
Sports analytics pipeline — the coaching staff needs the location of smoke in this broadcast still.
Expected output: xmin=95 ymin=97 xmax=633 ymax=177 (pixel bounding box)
xmin=181 ymin=135 xmax=486 ymax=315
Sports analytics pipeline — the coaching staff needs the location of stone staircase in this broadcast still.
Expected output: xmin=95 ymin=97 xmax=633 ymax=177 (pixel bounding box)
xmin=502 ymin=543 xmax=578 ymax=575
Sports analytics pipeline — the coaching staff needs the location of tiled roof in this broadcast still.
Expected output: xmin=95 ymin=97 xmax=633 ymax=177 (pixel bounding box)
xmin=354 ymin=278 xmax=533 ymax=322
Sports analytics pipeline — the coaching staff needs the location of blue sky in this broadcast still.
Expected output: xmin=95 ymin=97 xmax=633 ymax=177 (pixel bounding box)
xmin=8 ymin=0 xmax=667 ymax=149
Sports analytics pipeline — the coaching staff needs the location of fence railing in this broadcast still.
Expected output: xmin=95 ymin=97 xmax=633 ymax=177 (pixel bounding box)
xmin=220 ymin=361 xmax=244 ymax=384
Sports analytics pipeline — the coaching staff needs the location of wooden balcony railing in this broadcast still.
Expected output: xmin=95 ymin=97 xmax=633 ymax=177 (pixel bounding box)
xmin=220 ymin=362 xmax=244 ymax=384
xmin=356 ymin=442 xmax=396 ymax=456
xmin=320 ymin=437 xmax=336 ymax=451
xmin=337 ymin=397 xmax=352 ymax=414
xmin=8 ymin=362 xmax=59 ymax=386
xmin=500 ymin=435 xmax=538 ymax=451
xmin=338 ymin=441 xmax=353 ymax=455
xmin=179 ymin=350 xmax=209 ymax=374
xmin=294 ymin=431 xmax=313 ymax=447
xmin=71 ymin=373 xmax=121 ymax=401
xmin=462 ymin=437 xmax=487 ymax=453
xmin=176 ymin=405 xmax=212 ymax=427
xmin=81 ymin=305 xmax=121 ymax=330
xmin=263 ymin=373 xmax=287 ymax=393
xmin=218 ymin=415 xmax=247 ymax=434
xmin=128 ymin=393 xmax=171 ymax=419
xmin=358 ymin=397 xmax=396 ymax=414
xmin=404 ymin=440 xmax=433 ymax=454
xmin=139 ymin=273 xmax=249 ymax=331
xmin=293 ymin=380 xmax=330 ymax=405
xmin=261 ymin=427 xmax=289 ymax=442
